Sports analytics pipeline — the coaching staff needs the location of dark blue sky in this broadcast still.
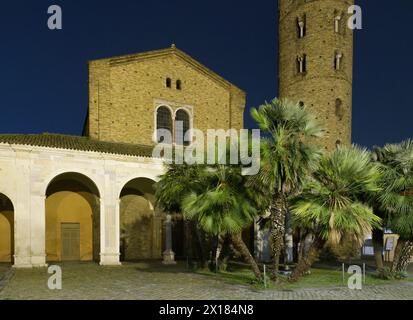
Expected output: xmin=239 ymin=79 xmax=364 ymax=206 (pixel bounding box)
xmin=0 ymin=0 xmax=411 ymax=148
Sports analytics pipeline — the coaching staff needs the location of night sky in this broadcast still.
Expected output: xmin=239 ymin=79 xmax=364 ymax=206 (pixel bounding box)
xmin=0 ymin=0 xmax=411 ymax=149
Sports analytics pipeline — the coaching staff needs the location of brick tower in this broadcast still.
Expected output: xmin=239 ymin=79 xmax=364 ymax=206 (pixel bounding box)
xmin=278 ymin=0 xmax=354 ymax=150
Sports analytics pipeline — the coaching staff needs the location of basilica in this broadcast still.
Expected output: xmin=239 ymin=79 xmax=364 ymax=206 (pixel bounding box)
xmin=0 ymin=45 xmax=246 ymax=267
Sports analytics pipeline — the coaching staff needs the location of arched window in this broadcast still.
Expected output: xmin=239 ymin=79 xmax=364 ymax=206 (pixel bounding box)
xmin=297 ymin=15 xmax=306 ymax=38
xmin=297 ymin=54 xmax=307 ymax=74
xmin=156 ymin=106 xmax=172 ymax=143
xmin=336 ymin=139 xmax=342 ymax=148
xmin=175 ymin=109 xmax=190 ymax=146
xmin=176 ymin=80 xmax=182 ymax=90
xmin=166 ymin=78 xmax=172 ymax=88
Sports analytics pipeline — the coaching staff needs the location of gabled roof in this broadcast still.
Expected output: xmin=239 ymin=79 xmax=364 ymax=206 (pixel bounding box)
xmin=89 ymin=45 xmax=245 ymax=93
xmin=0 ymin=133 xmax=155 ymax=158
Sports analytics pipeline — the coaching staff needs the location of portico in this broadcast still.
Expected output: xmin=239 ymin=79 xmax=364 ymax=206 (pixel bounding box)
xmin=0 ymin=133 xmax=166 ymax=268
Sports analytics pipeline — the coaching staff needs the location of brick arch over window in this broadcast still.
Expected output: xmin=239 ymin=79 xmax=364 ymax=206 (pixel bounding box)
xmin=175 ymin=109 xmax=191 ymax=146
xmin=156 ymin=106 xmax=173 ymax=143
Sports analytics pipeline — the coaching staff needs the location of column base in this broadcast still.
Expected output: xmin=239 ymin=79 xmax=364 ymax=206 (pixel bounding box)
xmin=12 ymin=255 xmax=48 ymax=269
xmin=99 ymin=253 xmax=121 ymax=266
xmin=162 ymin=249 xmax=177 ymax=265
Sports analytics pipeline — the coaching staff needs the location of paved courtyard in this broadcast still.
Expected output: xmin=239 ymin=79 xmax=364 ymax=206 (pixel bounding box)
xmin=0 ymin=262 xmax=412 ymax=300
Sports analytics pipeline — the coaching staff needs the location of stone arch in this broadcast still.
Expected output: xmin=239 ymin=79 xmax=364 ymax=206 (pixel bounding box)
xmin=0 ymin=193 xmax=14 ymax=263
xmin=45 ymin=172 xmax=100 ymax=262
xmin=119 ymin=177 xmax=163 ymax=261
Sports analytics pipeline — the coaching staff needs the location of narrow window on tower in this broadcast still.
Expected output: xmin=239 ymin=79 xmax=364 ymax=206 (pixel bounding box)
xmin=336 ymin=139 xmax=342 ymax=149
xmin=166 ymin=78 xmax=172 ymax=88
xmin=176 ymin=80 xmax=182 ymax=90
xmin=334 ymin=52 xmax=343 ymax=70
xmin=297 ymin=54 xmax=307 ymax=74
xmin=334 ymin=11 xmax=343 ymax=34
xmin=335 ymin=98 xmax=344 ymax=120
xmin=297 ymin=15 xmax=306 ymax=38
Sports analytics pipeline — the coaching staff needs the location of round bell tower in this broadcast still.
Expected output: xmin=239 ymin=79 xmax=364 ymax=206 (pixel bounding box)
xmin=278 ymin=0 xmax=354 ymax=150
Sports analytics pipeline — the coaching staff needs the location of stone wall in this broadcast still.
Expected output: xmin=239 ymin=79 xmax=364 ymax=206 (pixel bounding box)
xmin=87 ymin=47 xmax=246 ymax=146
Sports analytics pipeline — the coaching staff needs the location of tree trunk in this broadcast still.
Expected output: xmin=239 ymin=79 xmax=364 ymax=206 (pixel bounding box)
xmin=269 ymin=193 xmax=287 ymax=279
xmin=231 ymin=233 xmax=262 ymax=280
xmin=372 ymin=228 xmax=384 ymax=271
xmin=184 ymin=219 xmax=193 ymax=266
xmin=288 ymin=236 xmax=326 ymax=283
xmin=395 ymin=240 xmax=413 ymax=273
xmin=194 ymin=224 xmax=209 ymax=268
xmin=391 ymin=238 xmax=406 ymax=272
xmin=284 ymin=210 xmax=294 ymax=268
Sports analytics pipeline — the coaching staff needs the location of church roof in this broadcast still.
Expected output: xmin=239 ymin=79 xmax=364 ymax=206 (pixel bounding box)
xmin=0 ymin=133 xmax=155 ymax=158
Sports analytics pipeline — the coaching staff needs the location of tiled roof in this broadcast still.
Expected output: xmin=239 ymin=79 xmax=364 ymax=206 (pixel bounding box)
xmin=0 ymin=133 xmax=155 ymax=158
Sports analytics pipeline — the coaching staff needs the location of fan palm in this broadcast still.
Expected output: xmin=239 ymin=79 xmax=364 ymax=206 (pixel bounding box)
xmin=289 ymin=146 xmax=382 ymax=282
xmin=182 ymin=164 xmax=263 ymax=279
xmin=250 ymin=98 xmax=323 ymax=278
xmin=372 ymin=140 xmax=413 ymax=273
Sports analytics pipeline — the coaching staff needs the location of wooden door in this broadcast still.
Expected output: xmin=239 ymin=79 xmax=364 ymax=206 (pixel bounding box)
xmin=61 ymin=223 xmax=80 ymax=261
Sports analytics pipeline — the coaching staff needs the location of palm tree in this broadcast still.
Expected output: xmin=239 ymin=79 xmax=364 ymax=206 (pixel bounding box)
xmin=155 ymin=163 xmax=210 ymax=265
xmin=182 ymin=164 xmax=263 ymax=279
xmin=370 ymin=140 xmax=413 ymax=273
xmin=288 ymin=146 xmax=382 ymax=282
xmin=250 ymin=98 xmax=323 ymax=278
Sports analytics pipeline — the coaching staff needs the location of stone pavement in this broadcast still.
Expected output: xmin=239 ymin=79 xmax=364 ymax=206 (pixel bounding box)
xmin=0 ymin=262 xmax=412 ymax=300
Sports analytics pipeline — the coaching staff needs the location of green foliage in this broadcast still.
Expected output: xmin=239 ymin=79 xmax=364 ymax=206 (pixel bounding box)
xmin=376 ymin=267 xmax=408 ymax=280
xmin=182 ymin=165 xmax=259 ymax=235
xmin=372 ymin=139 xmax=413 ymax=240
xmin=291 ymin=146 xmax=382 ymax=244
xmin=249 ymin=98 xmax=323 ymax=194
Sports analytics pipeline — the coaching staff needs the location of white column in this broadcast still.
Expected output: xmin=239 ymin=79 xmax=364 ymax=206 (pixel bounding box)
xmin=29 ymin=193 xmax=47 ymax=267
xmin=162 ymin=214 xmax=176 ymax=264
xmin=13 ymin=151 xmax=33 ymax=268
xmin=99 ymin=168 xmax=121 ymax=265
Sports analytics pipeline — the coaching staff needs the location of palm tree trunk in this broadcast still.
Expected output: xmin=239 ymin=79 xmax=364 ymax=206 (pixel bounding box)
xmin=231 ymin=233 xmax=262 ymax=280
xmin=288 ymin=236 xmax=326 ymax=283
xmin=194 ymin=224 xmax=208 ymax=268
xmin=269 ymin=193 xmax=287 ymax=279
xmin=372 ymin=228 xmax=384 ymax=271
xmin=185 ymin=220 xmax=193 ymax=266
xmin=284 ymin=210 xmax=294 ymax=268
xmin=396 ymin=241 xmax=413 ymax=272
xmin=391 ymin=238 xmax=406 ymax=272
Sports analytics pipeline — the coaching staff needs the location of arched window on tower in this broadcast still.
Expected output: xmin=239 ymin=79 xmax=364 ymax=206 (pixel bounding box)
xmin=156 ymin=106 xmax=173 ymax=143
xmin=334 ymin=52 xmax=343 ymax=71
xmin=175 ymin=109 xmax=190 ymax=146
xmin=166 ymin=78 xmax=172 ymax=88
xmin=336 ymin=139 xmax=342 ymax=149
xmin=176 ymin=80 xmax=182 ymax=90
xmin=297 ymin=54 xmax=307 ymax=74
xmin=297 ymin=15 xmax=306 ymax=38
xmin=334 ymin=11 xmax=344 ymax=34
xmin=335 ymin=98 xmax=344 ymax=120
